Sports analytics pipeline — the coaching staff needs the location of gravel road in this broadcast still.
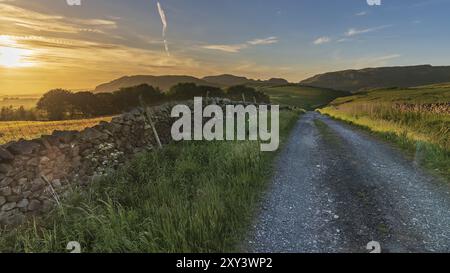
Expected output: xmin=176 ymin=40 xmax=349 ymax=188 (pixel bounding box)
xmin=247 ymin=112 xmax=450 ymax=253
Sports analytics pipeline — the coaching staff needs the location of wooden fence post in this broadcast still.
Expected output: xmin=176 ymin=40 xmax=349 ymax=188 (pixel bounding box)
xmin=139 ymin=96 xmax=163 ymax=149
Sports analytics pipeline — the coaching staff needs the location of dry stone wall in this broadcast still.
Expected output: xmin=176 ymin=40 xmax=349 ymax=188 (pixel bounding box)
xmin=0 ymin=99 xmax=237 ymax=226
xmin=0 ymin=98 xmax=289 ymax=227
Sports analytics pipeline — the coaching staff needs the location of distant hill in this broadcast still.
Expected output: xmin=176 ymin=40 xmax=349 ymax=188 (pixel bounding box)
xmin=202 ymin=74 xmax=250 ymax=86
xmin=203 ymin=74 xmax=289 ymax=87
xmin=94 ymin=74 xmax=290 ymax=93
xmin=300 ymin=65 xmax=450 ymax=93
xmin=94 ymin=75 xmax=218 ymax=93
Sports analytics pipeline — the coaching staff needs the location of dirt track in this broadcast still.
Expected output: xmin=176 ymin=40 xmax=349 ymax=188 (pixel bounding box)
xmin=247 ymin=112 xmax=450 ymax=253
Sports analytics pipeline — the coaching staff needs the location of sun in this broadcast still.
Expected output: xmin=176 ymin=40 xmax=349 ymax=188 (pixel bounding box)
xmin=0 ymin=36 xmax=34 ymax=68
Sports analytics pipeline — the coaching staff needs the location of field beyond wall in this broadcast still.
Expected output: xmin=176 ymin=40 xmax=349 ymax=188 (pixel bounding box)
xmin=0 ymin=117 xmax=114 ymax=145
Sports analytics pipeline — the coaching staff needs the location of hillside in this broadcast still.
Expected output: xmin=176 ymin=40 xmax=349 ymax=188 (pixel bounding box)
xmin=301 ymin=65 xmax=450 ymax=93
xmin=202 ymin=74 xmax=251 ymax=86
xmin=261 ymin=84 xmax=350 ymax=110
xmin=327 ymin=83 xmax=450 ymax=106
xmin=95 ymin=74 xmax=290 ymax=93
xmin=94 ymin=75 xmax=219 ymax=93
xmin=203 ymin=74 xmax=289 ymax=87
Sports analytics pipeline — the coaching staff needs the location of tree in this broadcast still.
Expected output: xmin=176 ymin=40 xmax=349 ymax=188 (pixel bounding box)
xmin=94 ymin=93 xmax=116 ymax=115
xmin=168 ymin=83 xmax=225 ymax=100
xmin=37 ymin=89 xmax=73 ymax=120
xmin=226 ymin=85 xmax=270 ymax=103
xmin=112 ymin=84 xmax=165 ymax=112
xmin=70 ymin=92 xmax=100 ymax=117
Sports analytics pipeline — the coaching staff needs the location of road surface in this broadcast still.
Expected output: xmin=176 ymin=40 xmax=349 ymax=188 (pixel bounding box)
xmin=247 ymin=112 xmax=450 ymax=253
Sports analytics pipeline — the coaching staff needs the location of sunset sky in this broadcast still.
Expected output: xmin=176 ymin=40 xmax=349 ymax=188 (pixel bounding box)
xmin=1 ymin=0 xmax=450 ymax=94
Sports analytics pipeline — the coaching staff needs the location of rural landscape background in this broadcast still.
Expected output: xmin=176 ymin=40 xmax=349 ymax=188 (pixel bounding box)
xmin=0 ymin=0 xmax=449 ymax=253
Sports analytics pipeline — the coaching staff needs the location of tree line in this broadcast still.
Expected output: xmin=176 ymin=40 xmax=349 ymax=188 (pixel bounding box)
xmin=1 ymin=83 xmax=270 ymax=121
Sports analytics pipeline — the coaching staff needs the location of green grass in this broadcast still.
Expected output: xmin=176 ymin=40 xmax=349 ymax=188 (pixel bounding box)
xmin=0 ymin=110 xmax=301 ymax=253
xmin=261 ymin=84 xmax=349 ymax=110
xmin=320 ymin=84 xmax=450 ymax=180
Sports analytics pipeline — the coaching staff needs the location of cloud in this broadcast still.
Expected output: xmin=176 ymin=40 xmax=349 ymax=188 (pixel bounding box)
xmin=355 ymin=11 xmax=368 ymax=16
xmin=337 ymin=38 xmax=350 ymax=43
xmin=0 ymin=3 xmax=117 ymax=34
xmin=157 ymin=2 xmax=167 ymax=37
xmin=203 ymin=36 xmax=278 ymax=53
xmin=352 ymin=54 xmax=401 ymax=68
xmin=0 ymin=33 xmax=201 ymax=94
xmin=157 ymin=2 xmax=170 ymax=56
xmin=369 ymin=54 xmax=401 ymax=62
xmin=247 ymin=36 xmax=278 ymax=45
xmin=313 ymin=36 xmax=331 ymax=45
xmin=202 ymin=44 xmax=247 ymax=53
xmin=345 ymin=25 xmax=391 ymax=37
xmin=0 ymin=3 xmax=203 ymax=94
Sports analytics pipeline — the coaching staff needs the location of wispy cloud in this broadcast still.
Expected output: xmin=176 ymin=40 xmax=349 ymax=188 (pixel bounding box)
xmin=157 ymin=2 xmax=170 ymax=56
xmin=345 ymin=25 xmax=391 ymax=37
xmin=0 ymin=2 xmax=201 ymax=93
xmin=313 ymin=36 xmax=331 ymax=45
xmin=352 ymin=54 xmax=401 ymax=68
xmin=247 ymin=36 xmax=278 ymax=45
xmin=0 ymin=3 xmax=117 ymax=35
xmin=202 ymin=44 xmax=247 ymax=53
xmin=202 ymin=36 xmax=278 ymax=53
xmin=337 ymin=38 xmax=350 ymax=43
xmin=355 ymin=11 xmax=368 ymax=16
xmin=369 ymin=54 xmax=401 ymax=62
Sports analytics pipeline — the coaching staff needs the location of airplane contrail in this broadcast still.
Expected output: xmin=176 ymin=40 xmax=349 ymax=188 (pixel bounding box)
xmin=157 ymin=2 xmax=170 ymax=56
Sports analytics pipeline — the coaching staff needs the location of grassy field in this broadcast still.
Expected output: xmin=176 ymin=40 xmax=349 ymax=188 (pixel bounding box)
xmin=0 ymin=110 xmax=301 ymax=253
xmin=320 ymin=84 xmax=450 ymax=178
xmin=261 ymin=84 xmax=349 ymax=110
xmin=0 ymin=117 xmax=113 ymax=145
xmin=0 ymin=95 xmax=39 ymax=109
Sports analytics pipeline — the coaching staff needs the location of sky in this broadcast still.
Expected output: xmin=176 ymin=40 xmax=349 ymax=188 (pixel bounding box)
xmin=1 ymin=0 xmax=450 ymax=94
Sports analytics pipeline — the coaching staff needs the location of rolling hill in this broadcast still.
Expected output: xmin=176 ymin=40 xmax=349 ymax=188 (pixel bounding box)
xmin=94 ymin=74 xmax=290 ymax=93
xmin=260 ymin=84 xmax=350 ymax=110
xmin=203 ymin=74 xmax=289 ymax=87
xmin=94 ymin=75 xmax=218 ymax=93
xmin=300 ymin=65 xmax=450 ymax=93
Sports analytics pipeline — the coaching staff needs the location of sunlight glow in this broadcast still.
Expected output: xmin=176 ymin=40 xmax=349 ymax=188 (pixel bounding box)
xmin=0 ymin=36 xmax=34 ymax=68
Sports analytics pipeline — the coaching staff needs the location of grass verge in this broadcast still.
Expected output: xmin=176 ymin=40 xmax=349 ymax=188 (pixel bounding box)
xmin=319 ymin=113 xmax=449 ymax=180
xmin=0 ymin=110 xmax=301 ymax=253
xmin=319 ymin=85 xmax=449 ymax=180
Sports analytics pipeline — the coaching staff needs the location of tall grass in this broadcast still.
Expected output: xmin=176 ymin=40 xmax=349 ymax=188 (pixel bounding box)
xmin=0 ymin=110 xmax=301 ymax=253
xmin=322 ymin=103 xmax=449 ymax=149
xmin=320 ymin=102 xmax=449 ymax=179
